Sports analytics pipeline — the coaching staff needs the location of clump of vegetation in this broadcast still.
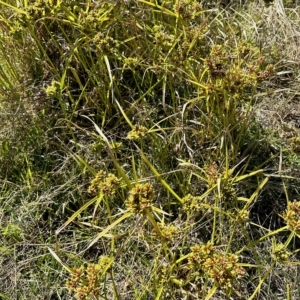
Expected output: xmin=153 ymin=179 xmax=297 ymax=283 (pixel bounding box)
xmin=1 ymin=0 xmax=300 ymax=299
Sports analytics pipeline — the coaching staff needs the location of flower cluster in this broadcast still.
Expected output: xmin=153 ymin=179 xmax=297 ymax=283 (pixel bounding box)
xmin=158 ymin=266 xmax=169 ymax=285
xmin=153 ymin=25 xmax=175 ymax=50
xmin=205 ymin=43 xmax=274 ymax=98
xmin=189 ymin=242 xmax=215 ymax=267
xmin=219 ymin=182 xmax=237 ymax=203
xmin=203 ymin=253 xmax=245 ymax=290
xmin=231 ymin=209 xmax=249 ymax=225
xmin=66 ymin=256 xmax=113 ymax=300
xmin=173 ymin=0 xmax=203 ymax=20
xmin=283 ymin=201 xmax=300 ymax=234
xmin=25 ymin=0 xmax=55 ymax=20
xmin=152 ymin=222 xmax=179 ymax=242
xmin=205 ymin=45 xmax=227 ymax=79
xmin=127 ymin=125 xmax=148 ymax=140
xmin=188 ymin=242 xmax=245 ymax=291
xmin=204 ymin=163 xmax=220 ymax=187
xmin=88 ymin=171 xmax=121 ymax=197
xmin=182 ymin=194 xmax=202 ymax=211
xmin=44 ymin=80 xmax=60 ymax=98
xmin=92 ymin=32 xmax=120 ymax=55
xmin=288 ymin=137 xmax=300 ymax=154
xmin=125 ymin=183 xmax=154 ymax=214
xmin=272 ymin=243 xmax=291 ymax=264
xmin=257 ymin=64 xmax=275 ymax=82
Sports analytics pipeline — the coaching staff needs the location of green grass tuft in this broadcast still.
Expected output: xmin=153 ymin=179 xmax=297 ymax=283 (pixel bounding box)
xmin=1 ymin=0 xmax=300 ymax=299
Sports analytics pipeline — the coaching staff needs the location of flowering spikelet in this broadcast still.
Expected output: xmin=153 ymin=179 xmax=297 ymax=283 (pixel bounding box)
xmin=272 ymin=243 xmax=291 ymax=264
xmin=189 ymin=242 xmax=215 ymax=267
xmin=125 ymin=183 xmax=154 ymax=214
xmin=152 ymin=222 xmax=179 ymax=242
xmin=182 ymin=194 xmax=202 ymax=211
xmin=127 ymin=125 xmax=148 ymax=140
xmin=66 ymin=256 xmax=113 ymax=300
xmin=188 ymin=243 xmax=245 ymax=292
xmin=282 ymin=201 xmax=300 ymax=234
xmin=88 ymin=171 xmax=121 ymax=197
xmin=205 ymin=163 xmax=220 ymax=187
xmin=203 ymin=253 xmax=245 ymax=290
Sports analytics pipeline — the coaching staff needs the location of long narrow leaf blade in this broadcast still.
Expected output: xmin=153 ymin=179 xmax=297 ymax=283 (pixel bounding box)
xmin=56 ymin=195 xmax=103 ymax=235
xmin=79 ymin=211 xmax=133 ymax=254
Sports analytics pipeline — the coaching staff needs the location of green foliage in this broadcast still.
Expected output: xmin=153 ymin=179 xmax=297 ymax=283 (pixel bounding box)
xmin=0 ymin=0 xmax=300 ymax=299
xmin=1 ymin=224 xmax=23 ymax=241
